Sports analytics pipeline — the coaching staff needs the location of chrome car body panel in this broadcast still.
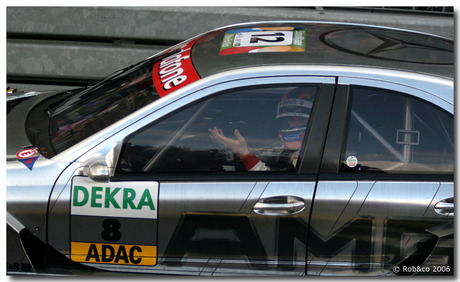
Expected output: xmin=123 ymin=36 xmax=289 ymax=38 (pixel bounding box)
xmin=45 ymin=75 xmax=332 ymax=266
xmin=309 ymin=181 xmax=453 ymax=275
xmin=7 ymin=158 xmax=72 ymax=242
xmin=7 ymin=21 xmax=453 ymax=276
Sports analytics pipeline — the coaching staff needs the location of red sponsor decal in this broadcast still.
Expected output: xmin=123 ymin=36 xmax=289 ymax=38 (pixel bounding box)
xmin=16 ymin=149 xmax=38 ymax=159
xmin=152 ymin=40 xmax=200 ymax=97
xmin=17 ymin=149 xmax=40 ymax=170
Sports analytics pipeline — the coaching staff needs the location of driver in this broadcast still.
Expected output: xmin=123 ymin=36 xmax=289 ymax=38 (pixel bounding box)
xmin=208 ymin=87 xmax=316 ymax=171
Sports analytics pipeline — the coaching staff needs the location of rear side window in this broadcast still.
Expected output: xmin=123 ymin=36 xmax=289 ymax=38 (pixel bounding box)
xmin=341 ymin=86 xmax=453 ymax=174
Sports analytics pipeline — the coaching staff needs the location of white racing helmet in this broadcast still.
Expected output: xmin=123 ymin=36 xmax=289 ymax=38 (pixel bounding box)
xmin=276 ymin=87 xmax=316 ymax=149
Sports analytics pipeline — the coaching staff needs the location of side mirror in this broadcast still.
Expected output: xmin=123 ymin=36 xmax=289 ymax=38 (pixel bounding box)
xmin=87 ymin=161 xmax=109 ymax=182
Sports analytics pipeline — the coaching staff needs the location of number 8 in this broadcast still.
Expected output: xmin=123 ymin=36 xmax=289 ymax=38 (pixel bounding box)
xmin=101 ymin=219 xmax=122 ymax=242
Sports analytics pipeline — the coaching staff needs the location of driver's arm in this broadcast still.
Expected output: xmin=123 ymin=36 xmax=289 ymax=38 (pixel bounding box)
xmin=208 ymin=127 xmax=270 ymax=171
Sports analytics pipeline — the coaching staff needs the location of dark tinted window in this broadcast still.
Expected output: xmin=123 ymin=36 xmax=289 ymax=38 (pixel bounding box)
xmin=116 ymin=85 xmax=319 ymax=175
xmin=47 ymin=59 xmax=159 ymax=156
xmin=341 ymin=86 xmax=453 ymax=174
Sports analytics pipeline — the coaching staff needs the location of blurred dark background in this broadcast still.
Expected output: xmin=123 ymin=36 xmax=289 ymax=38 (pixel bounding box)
xmin=6 ymin=6 xmax=454 ymax=93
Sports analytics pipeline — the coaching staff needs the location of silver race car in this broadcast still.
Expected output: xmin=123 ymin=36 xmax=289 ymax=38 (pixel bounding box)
xmin=7 ymin=21 xmax=453 ymax=276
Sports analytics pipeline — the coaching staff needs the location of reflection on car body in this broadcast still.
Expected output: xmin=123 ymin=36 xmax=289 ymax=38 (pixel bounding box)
xmin=7 ymin=21 xmax=453 ymax=276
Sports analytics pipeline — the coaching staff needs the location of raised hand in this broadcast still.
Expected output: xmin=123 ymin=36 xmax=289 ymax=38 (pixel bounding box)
xmin=208 ymin=127 xmax=250 ymax=157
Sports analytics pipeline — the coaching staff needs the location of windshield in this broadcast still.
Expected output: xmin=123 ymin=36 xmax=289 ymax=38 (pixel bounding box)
xmin=48 ymin=58 xmax=159 ymax=155
xmin=23 ymin=38 xmax=200 ymax=158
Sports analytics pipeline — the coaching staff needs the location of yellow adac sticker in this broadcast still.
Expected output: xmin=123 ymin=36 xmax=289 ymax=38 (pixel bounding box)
xmin=71 ymin=242 xmax=157 ymax=266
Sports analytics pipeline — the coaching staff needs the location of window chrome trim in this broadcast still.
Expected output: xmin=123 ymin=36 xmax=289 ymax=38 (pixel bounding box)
xmin=52 ymin=65 xmax=452 ymax=167
xmin=63 ymin=74 xmax=335 ymax=168
xmin=337 ymin=76 xmax=453 ymax=114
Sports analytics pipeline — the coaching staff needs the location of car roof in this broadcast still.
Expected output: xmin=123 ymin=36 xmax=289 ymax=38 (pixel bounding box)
xmin=190 ymin=21 xmax=453 ymax=80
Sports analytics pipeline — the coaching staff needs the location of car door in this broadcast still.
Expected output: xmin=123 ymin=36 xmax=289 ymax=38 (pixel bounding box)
xmin=47 ymin=76 xmax=336 ymax=275
xmin=308 ymin=78 xmax=454 ymax=275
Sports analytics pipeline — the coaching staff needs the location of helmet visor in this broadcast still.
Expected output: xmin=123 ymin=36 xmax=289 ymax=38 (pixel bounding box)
xmin=279 ymin=126 xmax=307 ymax=150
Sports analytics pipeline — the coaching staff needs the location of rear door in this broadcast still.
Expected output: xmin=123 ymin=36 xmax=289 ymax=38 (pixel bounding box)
xmin=67 ymin=76 xmax=336 ymax=275
xmin=308 ymin=78 xmax=454 ymax=275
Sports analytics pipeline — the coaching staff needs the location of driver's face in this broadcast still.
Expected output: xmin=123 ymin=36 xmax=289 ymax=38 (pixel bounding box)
xmin=287 ymin=117 xmax=308 ymax=128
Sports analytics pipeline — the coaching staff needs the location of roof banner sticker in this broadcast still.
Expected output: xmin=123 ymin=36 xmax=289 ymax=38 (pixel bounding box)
xmin=220 ymin=27 xmax=306 ymax=55
xmin=16 ymin=149 xmax=40 ymax=171
xmin=152 ymin=39 xmax=200 ymax=97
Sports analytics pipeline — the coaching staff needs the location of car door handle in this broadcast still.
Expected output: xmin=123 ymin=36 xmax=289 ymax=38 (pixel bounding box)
xmin=434 ymin=198 xmax=454 ymax=216
xmin=253 ymin=196 xmax=305 ymax=216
